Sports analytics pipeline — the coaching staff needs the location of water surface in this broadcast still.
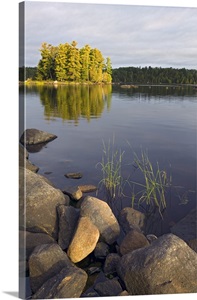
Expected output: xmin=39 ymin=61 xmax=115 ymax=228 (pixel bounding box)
xmin=21 ymin=84 xmax=196 ymax=235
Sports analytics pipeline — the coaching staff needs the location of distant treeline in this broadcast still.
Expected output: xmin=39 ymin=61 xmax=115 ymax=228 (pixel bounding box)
xmin=112 ymin=66 xmax=197 ymax=85
xmin=19 ymin=41 xmax=112 ymax=83
xmin=19 ymin=65 xmax=197 ymax=85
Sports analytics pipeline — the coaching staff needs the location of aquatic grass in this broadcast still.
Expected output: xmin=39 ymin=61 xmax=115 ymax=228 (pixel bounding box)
xmin=130 ymin=149 xmax=172 ymax=218
xmin=96 ymin=137 xmax=125 ymax=205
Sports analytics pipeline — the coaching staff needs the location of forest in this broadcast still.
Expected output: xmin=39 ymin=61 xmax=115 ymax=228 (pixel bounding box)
xmin=112 ymin=66 xmax=197 ymax=85
xmin=19 ymin=41 xmax=112 ymax=83
xmin=19 ymin=40 xmax=197 ymax=85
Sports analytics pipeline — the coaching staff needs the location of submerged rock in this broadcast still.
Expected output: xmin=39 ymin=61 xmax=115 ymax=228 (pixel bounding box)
xmin=171 ymin=208 xmax=197 ymax=241
xmin=20 ymin=128 xmax=57 ymax=145
xmin=65 ymin=172 xmax=83 ymax=179
xmin=118 ymin=233 xmax=197 ymax=295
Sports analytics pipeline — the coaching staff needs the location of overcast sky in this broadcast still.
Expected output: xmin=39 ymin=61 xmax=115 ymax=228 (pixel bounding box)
xmin=20 ymin=0 xmax=197 ymax=69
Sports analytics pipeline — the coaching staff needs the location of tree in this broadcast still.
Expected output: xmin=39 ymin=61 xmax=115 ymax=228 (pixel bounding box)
xmin=37 ymin=43 xmax=57 ymax=80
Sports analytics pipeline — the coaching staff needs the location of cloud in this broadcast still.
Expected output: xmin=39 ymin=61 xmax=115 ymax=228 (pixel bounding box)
xmin=22 ymin=2 xmax=197 ymax=69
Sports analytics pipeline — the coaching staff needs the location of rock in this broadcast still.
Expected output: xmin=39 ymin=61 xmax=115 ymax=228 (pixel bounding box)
xmin=29 ymin=243 xmax=74 ymax=293
xmin=19 ymin=230 xmax=56 ymax=260
xmin=57 ymin=205 xmax=80 ymax=250
xmin=20 ymin=128 xmax=57 ymax=145
xmin=65 ymin=172 xmax=83 ymax=179
xmin=118 ymin=207 xmax=147 ymax=234
xmin=78 ymin=184 xmax=97 ymax=193
xmin=32 ymin=266 xmax=87 ymax=299
xmin=94 ymin=242 xmax=110 ymax=259
xmin=63 ymin=186 xmax=83 ymax=200
xmin=171 ymin=208 xmax=197 ymax=241
xmin=103 ymin=253 xmax=121 ymax=275
xmin=80 ymin=196 xmax=120 ymax=245
xmin=19 ymin=167 xmax=68 ymax=239
xmin=94 ymin=278 xmax=123 ymax=296
xmin=67 ymin=216 xmax=100 ymax=263
xmin=187 ymin=239 xmax=197 ymax=253
xmin=19 ymin=143 xmax=39 ymax=172
xmin=119 ymin=229 xmax=149 ymax=255
xmin=118 ymin=233 xmax=197 ymax=295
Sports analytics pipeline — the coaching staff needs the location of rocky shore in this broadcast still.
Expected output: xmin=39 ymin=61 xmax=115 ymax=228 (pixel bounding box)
xmin=19 ymin=129 xmax=197 ymax=299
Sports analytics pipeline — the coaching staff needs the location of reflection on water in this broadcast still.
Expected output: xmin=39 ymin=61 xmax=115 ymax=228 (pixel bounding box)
xmin=22 ymin=84 xmax=196 ymax=236
xmin=24 ymin=84 xmax=112 ymax=125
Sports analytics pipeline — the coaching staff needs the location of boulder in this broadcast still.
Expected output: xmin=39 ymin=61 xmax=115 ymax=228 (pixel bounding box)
xmin=94 ymin=278 xmax=123 ymax=296
xmin=187 ymin=239 xmax=197 ymax=253
xmin=63 ymin=186 xmax=83 ymax=200
xmin=32 ymin=266 xmax=87 ymax=299
xmin=103 ymin=253 xmax=121 ymax=275
xmin=20 ymin=128 xmax=57 ymax=145
xmin=19 ymin=143 xmax=39 ymax=172
xmin=171 ymin=208 xmax=197 ymax=241
xmin=80 ymin=196 xmax=120 ymax=245
xmin=119 ymin=229 xmax=149 ymax=255
xmin=29 ymin=243 xmax=74 ymax=293
xmin=67 ymin=216 xmax=100 ymax=263
xmin=19 ymin=167 xmax=68 ymax=239
xmin=57 ymin=205 xmax=80 ymax=250
xmin=19 ymin=230 xmax=56 ymax=260
xmin=118 ymin=207 xmax=147 ymax=234
xmin=117 ymin=233 xmax=197 ymax=295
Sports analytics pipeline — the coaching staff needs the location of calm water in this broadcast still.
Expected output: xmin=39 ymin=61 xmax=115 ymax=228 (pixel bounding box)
xmin=20 ymin=84 xmax=197 ymax=235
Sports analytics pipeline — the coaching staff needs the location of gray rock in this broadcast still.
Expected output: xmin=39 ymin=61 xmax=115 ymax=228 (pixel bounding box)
xmin=67 ymin=216 xmax=100 ymax=263
xmin=118 ymin=233 xmax=197 ymax=295
xmin=19 ymin=230 xmax=56 ymax=260
xmin=20 ymin=128 xmax=57 ymax=145
xmin=103 ymin=253 xmax=121 ymax=275
xmin=32 ymin=266 xmax=87 ymax=299
xmin=19 ymin=143 xmax=39 ymax=172
xmin=19 ymin=167 xmax=68 ymax=239
xmin=57 ymin=205 xmax=80 ymax=250
xmin=80 ymin=196 xmax=120 ymax=245
xmin=119 ymin=229 xmax=149 ymax=255
xmin=171 ymin=208 xmax=197 ymax=241
xmin=118 ymin=207 xmax=147 ymax=234
xmin=65 ymin=172 xmax=83 ymax=179
xmin=94 ymin=278 xmax=123 ymax=296
xmin=63 ymin=186 xmax=83 ymax=200
xmin=78 ymin=184 xmax=97 ymax=193
xmin=187 ymin=239 xmax=197 ymax=253
xmin=29 ymin=243 xmax=74 ymax=293
xmin=94 ymin=242 xmax=110 ymax=259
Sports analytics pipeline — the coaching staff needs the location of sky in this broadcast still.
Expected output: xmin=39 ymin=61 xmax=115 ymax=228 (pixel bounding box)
xmin=20 ymin=0 xmax=197 ymax=69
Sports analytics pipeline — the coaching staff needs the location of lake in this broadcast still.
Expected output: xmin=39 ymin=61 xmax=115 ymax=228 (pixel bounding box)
xmin=20 ymin=84 xmax=196 ymax=236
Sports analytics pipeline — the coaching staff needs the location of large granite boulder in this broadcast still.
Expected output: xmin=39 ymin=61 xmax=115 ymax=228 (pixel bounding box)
xmin=171 ymin=208 xmax=196 ymax=242
xmin=20 ymin=128 xmax=57 ymax=145
xmin=117 ymin=233 xmax=197 ymax=295
xmin=67 ymin=216 xmax=100 ymax=263
xmin=29 ymin=243 xmax=87 ymax=298
xmin=57 ymin=205 xmax=80 ymax=250
xmin=19 ymin=167 xmax=68 ymax=239
xmin=80 ymin=196 xmax=120 ymax=245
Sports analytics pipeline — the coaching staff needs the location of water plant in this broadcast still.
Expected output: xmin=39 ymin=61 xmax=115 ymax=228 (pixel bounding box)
xmin=130 ymin=149 xmax=172 ymax=218
xmin=96 ymin=137 xmax=125 ymax=209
